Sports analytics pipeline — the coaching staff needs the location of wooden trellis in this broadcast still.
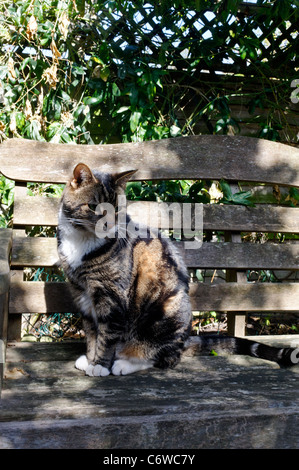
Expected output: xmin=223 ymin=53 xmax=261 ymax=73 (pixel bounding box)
xmin=90 ymin=2 xmax=298 ymax=78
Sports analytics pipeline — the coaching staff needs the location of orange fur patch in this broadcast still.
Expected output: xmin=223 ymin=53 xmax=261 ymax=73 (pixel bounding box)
xmin=119 ymin=343 xmax=145 ymax=359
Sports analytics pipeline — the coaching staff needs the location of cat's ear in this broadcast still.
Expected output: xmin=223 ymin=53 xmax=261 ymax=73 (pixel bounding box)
xmin=71 ymin=163 xmax=95 ymax=189
xmin=112 ymin=169 xmax=138 ymax=188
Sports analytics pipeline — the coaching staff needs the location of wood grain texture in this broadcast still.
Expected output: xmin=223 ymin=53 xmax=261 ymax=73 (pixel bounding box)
xmin=9 ymin=280 xmax=299 ymax=313
xmin=9 ymin=281 xmax=76 ymax=313
xmin=0 ymin=229 xmax=12 ymax=296
xmin=1 ymin=135 xmax=299 ymax=185
xmin=1 ymin=339 xmax=299 ymax=449
xmin=10 ymin=236 xmax=299 ymax=269
xmin=11 ymin=237 xmax=59 ymax=267
xmin=12 ymin=185 xmax=294 ymax=227
xmin=189 ymin=283 xmax=299 ymax=312
xmin=12 ymin=195 xmax=299 ymax=233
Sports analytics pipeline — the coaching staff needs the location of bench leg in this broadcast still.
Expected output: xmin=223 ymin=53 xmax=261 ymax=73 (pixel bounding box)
xmin=225 ymin=205 xmax=247 ymax=337
xmin=227 ymin=312 xmax=247 ymax=337
xmin=8 ymin=315 xmax=22 ymax=341
xmin=8 ymin=268 xmax=23 ymax=341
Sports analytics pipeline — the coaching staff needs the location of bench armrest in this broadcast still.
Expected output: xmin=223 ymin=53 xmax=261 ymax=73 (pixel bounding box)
xmin=0 ymin=228 xmax=12 ymax=296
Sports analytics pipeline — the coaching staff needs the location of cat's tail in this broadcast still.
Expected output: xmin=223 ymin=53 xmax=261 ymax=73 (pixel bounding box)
xmin=183 ymin=335 xmax=298 ymax=368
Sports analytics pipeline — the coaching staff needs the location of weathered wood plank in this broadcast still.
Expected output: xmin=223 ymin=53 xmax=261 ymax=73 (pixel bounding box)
xmin=1 ymin=339 xmax=299 ymax=449
xmin=10 ymin=236 xmax=299 ymax=270
xmin=9 ymin=282 xmax=76 ymax=313
xmin=189 ymin=283 xmax=299 ymax=312
xmin=8 ymin=280 xmax=299 ymax=313
xmin=1 ymin=136 xmax=299 ymax=185
xmin=11 ymin=237 xmax=59 ymax=267
xmin=17 ymin=236 xmax=298 ymax=272
xmin=13 ymin=195 xmax=299 ymax=233
xmin=13 ymin=191 xmax=59 ymax=227
xmin=0 ymin=229 xmax=12 ymax=296
xmin=203 ymin=204 xmax=299 ymax=233
xmin=12 ymin=183 xmax=294 ymax=227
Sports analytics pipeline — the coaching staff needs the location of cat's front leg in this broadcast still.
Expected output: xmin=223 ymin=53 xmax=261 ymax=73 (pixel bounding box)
xmin=75 ymin=318 xmax=97 ymax=372
xmin=85 ymin=329 xmax=115 ymax=377
xmin=86 ymin=307 xmax=124 ymax=377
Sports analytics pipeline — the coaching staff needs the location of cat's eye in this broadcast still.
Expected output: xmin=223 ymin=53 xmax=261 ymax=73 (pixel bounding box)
xmin=88 ymin=203 xmax=98 ymax=212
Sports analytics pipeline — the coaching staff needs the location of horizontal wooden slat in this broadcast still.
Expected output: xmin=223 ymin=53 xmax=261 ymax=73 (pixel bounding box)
xmin=1 ymin=136 xmax=299 ymax=185
xmin=11 ymin=236 xmax=299 ymax=270
xmin=189 ymin=283 xmax=299 ymax=312
xmin=11 ymin=237 xmax=59 ymax=267
xmin=13 ymin=196 xmax=299 ymax=233
xmin=9 ymin=281 xmax=299 ymax=313
xmin=13 ymin=191 xmax=59 ymax=226
xmin=12 ymin=184 xmax=294 ymax=227
xmin=180 ymin=242 xmax=299 ymax=270
xmin=203 ymin=204 xmax=299 ymax=233
xmin=9 ymin=281 xmax=76 ymax=314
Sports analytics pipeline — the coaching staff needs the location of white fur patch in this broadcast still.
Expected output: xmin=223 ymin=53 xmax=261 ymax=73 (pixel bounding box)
xmin=85 ymin=364 xmax=110 ymax=377
xmin=58 ymin=207 xmax=105 ymax=270
xmin=250 ymin=343 xmax=259 ymax=357
xmin=277 ymin=348 xmax=284 ymax=359
xmin=77 ymin=293 xmax=97 ymax=323
xmin=112 ymin=358 xmax=153 ymax=376
xmin=75 ymin=355 xmax=89 ymax=371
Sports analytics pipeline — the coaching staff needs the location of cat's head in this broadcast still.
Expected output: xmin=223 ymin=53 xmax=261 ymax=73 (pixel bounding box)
xmin=60 ymin=163 xmax=137 ymax=236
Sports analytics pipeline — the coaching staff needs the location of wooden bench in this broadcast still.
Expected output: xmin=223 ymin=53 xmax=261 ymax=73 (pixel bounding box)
xmin=1 ymin=135 xmax=299 ymax=394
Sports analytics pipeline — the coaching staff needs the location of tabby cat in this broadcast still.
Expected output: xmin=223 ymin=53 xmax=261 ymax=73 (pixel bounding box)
xmin=57 ymin=163 xmax=297 ymax=376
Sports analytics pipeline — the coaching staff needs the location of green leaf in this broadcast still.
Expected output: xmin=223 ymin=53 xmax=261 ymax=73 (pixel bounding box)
xmin=129 ymin=111 xmax=142 ymax=133
xmin=240 ymin=45 xmax=247 ymax=60
xmin=25 ymin=120 xmax=44 ymax=141
xmin=46 ymin=122 xmax=62 ymax=140
xmin=83 ymin=96 xmax=102 ymax=106
xmin=189 ymin=181 xmax=205 ymax=200
xmin=210 ymin=349 xmax=218 ymax=356
xmin=61 ymin=91 xmax=71 ymax=102
xmin=228 ymin=191 xmax=255 ymax=207
xmin=76 ymin=0 xmax=85 ymax=16
xmin=219 ymin=180 xmax=255 ymax=207
xmin=219 ymin=180 xmax=232 ymax=199
xmin=91 ymin=56 xmax=105 ymax=66
xmin=73 ymin=104 xmax=85 ymax=119
xmin=125 ymin=181 xmax=142 ymax=198
xmin=100 ymin=66 xmax=110 ymax=82
xmin=112 ymin=83 xmax=121 ymax=97
xmin=116 ymin=106 xmax=130 ymax=114
xmin=15 ymin=111 xmax=25 ymax=130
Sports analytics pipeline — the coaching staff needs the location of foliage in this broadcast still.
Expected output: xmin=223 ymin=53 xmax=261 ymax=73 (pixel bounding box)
xmin=126 ymin=179 xmax=210 ymax=203
xmin=0 ymin=0 xmax=297 ymax=146
xmin=126 ymin=178 xmax=255 ymax=207
xmin=219 ymin=180 xmax=255 ymax=207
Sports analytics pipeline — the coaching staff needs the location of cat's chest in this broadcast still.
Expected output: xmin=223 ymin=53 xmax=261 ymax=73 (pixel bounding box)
xmin=58 ymin=227 xmax=103 ymax=271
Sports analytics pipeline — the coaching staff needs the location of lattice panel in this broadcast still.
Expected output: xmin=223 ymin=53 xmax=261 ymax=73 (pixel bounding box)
xmin=87 ymin=2 xmax=298 ymax=78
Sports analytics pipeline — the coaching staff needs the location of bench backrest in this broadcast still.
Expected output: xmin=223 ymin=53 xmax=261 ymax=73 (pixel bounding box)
xmin=1 ymin=135 xmax=299 ymax=338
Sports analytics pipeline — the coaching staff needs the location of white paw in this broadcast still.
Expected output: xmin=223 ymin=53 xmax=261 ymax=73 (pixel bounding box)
xmin=93 ymin=364 xmax=110 ymax=377
xmin=75 ymin=355 xmax=89 ymax=372
xmin=112 ymin=358 xmax=153 ymax=376
xmin=85 ymin=364 xmax=110 ymax=377
xmin=112 ymin=359 xmax=132 ymax=375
